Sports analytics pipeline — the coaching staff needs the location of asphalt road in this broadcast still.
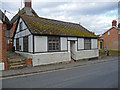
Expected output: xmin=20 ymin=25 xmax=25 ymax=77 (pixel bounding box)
xmin=2 ymin=59 xmax=118 ymax=88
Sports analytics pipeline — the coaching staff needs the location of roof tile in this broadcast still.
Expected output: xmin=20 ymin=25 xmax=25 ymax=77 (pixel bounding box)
xmin=22 ymin=15 xmax=97 ymax=37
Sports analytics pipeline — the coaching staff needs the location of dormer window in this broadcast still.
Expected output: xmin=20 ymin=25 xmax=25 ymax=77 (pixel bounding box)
xmin=19 ymin=22 xmax=23 ymax=31
xmin=108 ymin=31 xmax=110 ymax=35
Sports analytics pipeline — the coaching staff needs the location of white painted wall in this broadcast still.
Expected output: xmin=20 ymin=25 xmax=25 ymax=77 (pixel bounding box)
xmin=14 ymin=17 xmax=32 ymax=52
xmin=78 ymin=38 xmax=84 ymax=49
xmin=32 ymin=52 xmax=71 ymax=66
xmin=68 ymin=41 xmax=70 ymax=52
xmin=0 ymin=63 xmax=4 ymax=70
xmin=16 ymin=51 xmax=71 ymax=66
xmin=75 ymin=50 xmax=99 ymax=60
xmin=68 ymin=37 xmax=77 ymax=41
xmin=60 ymin=37 xmax=67 ymax=50
xmin=29 ymin=35 xmax=33 ymax=52
xmin=91 ymin=39 xmax=98 ymax=49
xmin=16 ymin=18 xmax=27 ymax=33
xmin=15 ymin=18 xmax=31 ymax=39
xmin=34 ymin=36 xmax=47 ymax=52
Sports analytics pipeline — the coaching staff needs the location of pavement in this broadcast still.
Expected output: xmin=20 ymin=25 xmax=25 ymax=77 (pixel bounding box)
xmin=2 ymin=58 xmax=118 ymax=88
xmin=1 ymin=56 xmax=119 ymax=78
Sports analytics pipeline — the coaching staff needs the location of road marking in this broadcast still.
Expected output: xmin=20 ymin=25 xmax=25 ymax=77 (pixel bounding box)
xmin=1 ymin=60 xmax=117 ymax=80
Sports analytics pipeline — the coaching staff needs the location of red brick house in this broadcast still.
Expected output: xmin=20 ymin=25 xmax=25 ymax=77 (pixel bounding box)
xmin=101 ymin=20 xmax=120 ymax=51
xmin=0 ymin=10 xmax=11 ymax=70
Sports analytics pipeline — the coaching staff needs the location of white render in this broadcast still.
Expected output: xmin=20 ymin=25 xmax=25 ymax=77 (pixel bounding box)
xmin=16 ymin=51 xmax=71 ymax=66
xmin=60 ymin=37 xmax=67 ymax=51
xmin=34 ymin=36 xmax=47 ymax=52
xmin=0 ymin=63 xmax=4 ymax=70
xmin=29 ymin=35 xmax=33 ymax=52
xmin=13 ymin=18 xmax=32 ymax=52
xmin=78 ymin=38 xmax=84 ymax=49
xmin=91 ymin=39 xmax=98 ymax=49
xmin=14 ymin=17 xmax=99 ymax=67
xmin=75 ymin=50 xmax=99 ymax=60
xmin=68 ymin=37 xmax=77 ymax=41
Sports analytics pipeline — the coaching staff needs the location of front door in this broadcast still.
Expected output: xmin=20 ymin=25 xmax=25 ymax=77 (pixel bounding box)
xmin=70 ymin=41 xmax=75 ymax=60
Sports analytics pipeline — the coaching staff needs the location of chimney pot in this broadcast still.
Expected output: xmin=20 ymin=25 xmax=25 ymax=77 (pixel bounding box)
xmin=25 ymin=0 xmax=32 ymax=8
xmin=112 ymin=20 xmax=117 ymax=26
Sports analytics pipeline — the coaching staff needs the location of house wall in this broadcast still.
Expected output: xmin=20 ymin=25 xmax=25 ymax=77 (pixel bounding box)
xmin=14 ymin=17 xmax=99 ymax=67
xmin=98 ymin=39 xmax=104 ymax=49
xmin=101 ymin=27 xmax=120 ymax=50
xmin=0 ymin=22 xmax=7 ymax=70
xmin=91 ymin=39 xmax=98 ymax=49
xmin=61 ymin=37 xmax=67 ymax=51
xmin=34 ymin=36 xmax=47 ymax=52
xmin=75 ymin=49 xmax=99 ymax=60
xmin=74 ymin=38 xmax=98 ymax=60
xmin=13 ymin=18 xmax=33 ymax=53
xmin=16 ymin=51 xmax=71 ymax=66
xmin=78 ymin=38 xmax=84 ymax=50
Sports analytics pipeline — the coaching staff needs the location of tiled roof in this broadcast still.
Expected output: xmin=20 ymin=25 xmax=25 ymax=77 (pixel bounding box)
xmin=102 ymin=26 xmax=118 ymax=35
xmin=11 ymin=7 xmax=38 ymax=24
xmin=0 ymin=10 xmax=11 ymax=29
xmin=21 ymin=15 xmax=97 ymax=37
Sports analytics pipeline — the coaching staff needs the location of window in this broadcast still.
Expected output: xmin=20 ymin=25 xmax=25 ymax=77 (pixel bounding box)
xmin=7 ymin=30 xmax=11 ymax=38
xmin=16 ymin=38 xmax=19 ymax=51
xmin=2 ymin=24 xmax=6 ymax=31
xmin=108 ymin=31 xmax=110 ymax=35
xmin=19 ymin=22 xmax=23 ymax=31
xmin=84 ymin=38 xmax=91 ymax=50
xmin=48 ymin=36 xmax=60 ymax=51
xmin=23 ymin=36 xmax=28 ymax=52
xmin=118 ymin=30 xmax=120 ymax=35
xmin=100 ymin=42 xmax=102 ymax=49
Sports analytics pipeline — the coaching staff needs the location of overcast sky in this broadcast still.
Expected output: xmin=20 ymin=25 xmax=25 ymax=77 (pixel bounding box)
xmin=0 ymin=0 xmax=119 ymax=35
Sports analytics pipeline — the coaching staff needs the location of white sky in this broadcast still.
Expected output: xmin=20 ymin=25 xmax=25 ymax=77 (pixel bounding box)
xmin=0 ymin=0 xmax=119 ymax=35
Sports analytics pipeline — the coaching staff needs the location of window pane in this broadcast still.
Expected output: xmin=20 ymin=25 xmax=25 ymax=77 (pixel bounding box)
xmin=48 ymin=36 xmax=60 ymax=51
xmin=84 ymin=38 xmax=91 ymax=50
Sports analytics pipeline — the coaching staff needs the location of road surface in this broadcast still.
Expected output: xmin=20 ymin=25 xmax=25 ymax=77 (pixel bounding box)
xmin=2 ymin=58 xmax=118 ymax=88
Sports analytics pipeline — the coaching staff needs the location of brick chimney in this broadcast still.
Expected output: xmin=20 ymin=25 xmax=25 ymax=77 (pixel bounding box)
xmin=25 ymin=0 xmax=32 ymax=8
xmin=118 ymin=23 xmax=120 ymax=28
xmin=112 ymin=20 xmax=117 ymax=26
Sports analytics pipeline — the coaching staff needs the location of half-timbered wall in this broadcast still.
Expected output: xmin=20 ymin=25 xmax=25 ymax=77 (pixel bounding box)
xmin=13 ymin=18 xmax=33 ymax=53
xmin=14 ymin=17 xmax=99 ymax=67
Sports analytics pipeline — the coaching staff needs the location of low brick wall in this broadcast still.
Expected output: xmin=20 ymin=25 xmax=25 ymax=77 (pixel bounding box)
xmin=99 ymin=50 xmax=119 ymax=59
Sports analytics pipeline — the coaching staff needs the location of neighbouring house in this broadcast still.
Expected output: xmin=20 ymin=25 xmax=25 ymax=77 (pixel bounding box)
xmin=97 ymin=34 xmax=104 ymax=50
xmin=11 ymin=0 xmax=99 ymax=67
xmin=13 ymin=15 xmax=99 ymax=66
xmin=98 ymin=39 xmax=104 ymax=50
xmin=0 ymin=10 xmax=11 ymax=70
xmin=101 ymin=20 xmax=120 ymax=51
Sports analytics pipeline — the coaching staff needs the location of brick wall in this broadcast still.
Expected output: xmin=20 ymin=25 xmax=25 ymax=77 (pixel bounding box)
xmin=7 ymin=23 xmax=17 ymax=51
xmin=0 ymin=23 xmax=8 ymax=69
xmin=101 ymin=27 xmax=120 ymax=51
